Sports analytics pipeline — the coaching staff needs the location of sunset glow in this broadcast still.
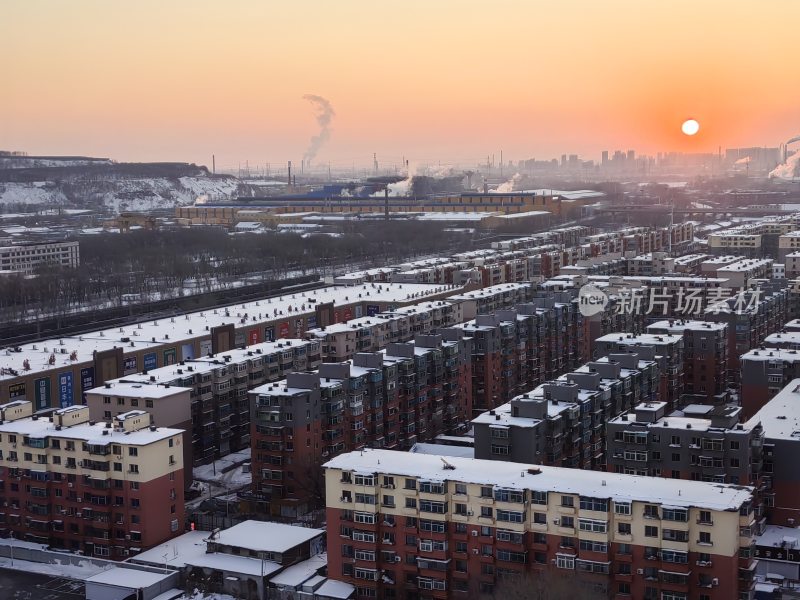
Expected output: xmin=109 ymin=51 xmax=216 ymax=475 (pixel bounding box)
xmin=2 ymin=0 xmax=799 ymax=168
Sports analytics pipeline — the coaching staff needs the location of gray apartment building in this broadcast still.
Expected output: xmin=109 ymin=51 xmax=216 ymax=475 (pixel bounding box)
xmin=472 ymin=350 xmax=659 ymax=470
xmin=606 ymin=401 xmax=764 ymax=489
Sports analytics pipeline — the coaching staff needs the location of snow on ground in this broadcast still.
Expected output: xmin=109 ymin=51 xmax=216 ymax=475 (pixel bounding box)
xmin=193 ymin=448 xmax=251 ymax=488
xmin=182 ymin=592 xmax=236 ymax=600
xmin=0 ymin=556 xmax=108 ymax=580
xmin=0 ymin=182 xmax=68 ymax=205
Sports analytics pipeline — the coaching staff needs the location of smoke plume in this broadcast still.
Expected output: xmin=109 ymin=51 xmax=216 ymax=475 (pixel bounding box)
xmin=493 ymin=173 xmax=522 ymax=193
xmin=770 ymin=151 xmax=800 ymax=180
xmin=302 ymin=94 xmax=335 ymax=166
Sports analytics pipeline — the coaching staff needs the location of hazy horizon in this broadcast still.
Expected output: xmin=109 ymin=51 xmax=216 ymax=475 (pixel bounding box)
xmin=3 ymin=0 xmax=799 ymax=169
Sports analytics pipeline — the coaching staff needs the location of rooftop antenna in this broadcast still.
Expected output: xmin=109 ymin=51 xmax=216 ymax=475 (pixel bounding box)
xmin=440 ymin=457 xmax=456 ymax=470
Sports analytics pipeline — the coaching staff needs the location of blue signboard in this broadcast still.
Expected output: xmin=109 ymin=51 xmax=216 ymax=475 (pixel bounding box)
xmin=58 ymin=371 xmax=74 ymax=408
xmin=80 ymin=367 xmax=95 ymax=402
xmin=367 ymin=304 xmax=380 ymax=317
xmin=143 ymin=352 xmax=157 ymax=371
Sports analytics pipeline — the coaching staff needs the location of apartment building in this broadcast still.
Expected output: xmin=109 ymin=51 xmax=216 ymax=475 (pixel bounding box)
xmin=249 ymin=334 xmax=471 ymax=517
xmin=594 ymin=333 xmax=684 ymax=411
xmin=699 ymin=255 xmax=747 ymax=277
xmin=715 ymin=259 xmax=774 ymax=289
xmin=96 ymin=339 xmax=320 ymax=466
xmin=84 ymin=382 xmax=193 ymax=483
xmin=472 ymin=350 xmax=659 ymax=470
xmin=739 ymin=348 xmax=800 ymax=419
xmin=324 ymin=448 xmax=757 ymax=600
xmin=646 ymin=320 xmax=729 ymax=404
xmin=446 ymin=297 xmax=584 ymax=417
xmin=307 ymin=300 xmax=463 ymax=363
xmin=0 ymin=401 xmax=184 ymax=559
xmin=627 ymin=252 xmax=675 ymax=277
xmin=445 ymin=283 xmax=534 ymax=320
xmin=785 ymin=252 xmax=800 ymax=279
xmin=705 ymin=284 xmax=789 ymax=381
xmin=606 ymin=401 xmax=764 ymax=492
xmin=0 ymin=282 xmax=457 ymax=407
xmin=673 ymin=254 xmax=712 ymax=275
xmin=778 ymin=231 xmax=800 ymax=263
xmin=745 ymin=380 xmax=800 ymax=526
xmin=0 ymin=240 xmax=80 ymax=275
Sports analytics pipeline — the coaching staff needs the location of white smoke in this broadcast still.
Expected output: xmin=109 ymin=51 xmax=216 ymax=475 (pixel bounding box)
xmin=302 ymin=94 xmax=335 ymax=167
xmin=770 ymin=151 xmax=800 ymax=180
xmin=735 ymin=156 xmax=751 ymax=165
xmin=492 ymin=173 xmax=522 ymax=193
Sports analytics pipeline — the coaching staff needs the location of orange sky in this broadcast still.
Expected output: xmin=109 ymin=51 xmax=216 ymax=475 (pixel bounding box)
xmin=2 ymin=0 xmax=799 ymax=170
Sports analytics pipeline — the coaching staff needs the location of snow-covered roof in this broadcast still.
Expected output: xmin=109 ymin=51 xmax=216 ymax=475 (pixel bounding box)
xmin=127 ymin=530 xmax=211 ymax=568
xmin=647 ymin=320 xmax=727 ymax=333
xmin=86 ymin=566 xmax=174 ymax=588
xmin=325 ymin=449 xmax=752 ymax=511
xmin=0 ymin=408 xmax=181 ymax=445
xmin=596 ymin=332 xmax=682 ymax=346
xmin=747 ymin=380 xmax=800 ymax=441
xmin=185 ymin=553 xmax=280 ymax=577
xmin=316 ymin=579 xmax=356 ymax=599
xmin=211 ymin=521 xmax=323 ymax=554
xmin=741 ymin=348 xmax=800 ymax=363
xmin=0 ymin=283 xmax=455 ymax=381
xmin=269 ymin=553 xmax=327 ymax=587
xmin=87 ymin=381 xmax=191 ymax=398
xmin=409 ymin=443 xmax=475 ymax=459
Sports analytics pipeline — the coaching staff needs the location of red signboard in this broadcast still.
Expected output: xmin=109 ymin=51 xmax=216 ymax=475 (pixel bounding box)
xmin=249 ymin=329 xmax=261 ymax=345
xmin=279 ymin=322 xmax=290 ymax=338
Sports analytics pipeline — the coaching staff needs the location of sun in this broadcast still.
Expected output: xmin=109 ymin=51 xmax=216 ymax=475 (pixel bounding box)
xmin=681 ymin=119 xmax=700 ymax=136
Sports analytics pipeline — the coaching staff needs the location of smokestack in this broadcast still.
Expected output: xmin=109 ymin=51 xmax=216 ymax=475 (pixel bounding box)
xmin=212 ymin=154 xmax=215 ymax=175
xmin=384 ymin=188 xmax=389 ymax=220
xmin=483 ymin=182 xmax=488 ymax=194
xmin=288 ymin=161 xmax=292 ymax=187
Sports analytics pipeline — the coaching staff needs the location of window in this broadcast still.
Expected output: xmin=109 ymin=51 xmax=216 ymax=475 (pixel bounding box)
xmin=644 ymin=525 xmax=658 ymax=538
xmin=128 ymin=447 xmax=138 ymax=457
xmin=480 ymin=506 xmax=493 ymax=518
xmin=404 ymin=478 xmax=416 ymax=490
xmin=559 ymin=516 xmax=574 ymax=529
xmin=556 ymin=554 xmax=575 ymax=569
xmin=579 ymin=539 xmax=608 ymax=553
xmin=496 ymin=510 xmax=524 ymax=523
xmin=662 ymin=508 xmax=688 ymax=522
xmin=419 ymin=500 xmax=446 ymax=514
xmin=531 ymin=491 xmax=548 ymax=505
xmin=480 ymin=486 xmax=493 ymax=498
xmin=614 ymin=502 xmax=631 ymax=515
xmin=643 ymin=504 xmax=659 ymax=519
xmin=698 ymin=531 xmax=712 ymax=545
xmin=618 ymin=522 xmax=631 ymax=535
xmin=354 ymin=474 xmax=375 ymax=486
xmin=405 ymin=498 xmax=417 ymax=509
xmin=494 ymin=489 xmax=525 ymax=503
xmin=454 ymin=483 xmax=467 ymax=495
xmin=697 ymin=510 xmax=713 ymax=525
xmin=533 ymin=512 xmax=546 ymax=525
xmin=561 ymin=495 xmax=574 ymax=507
xmin=491 ymin=445 xmax=510 ymax=455
xmin=578 ymin=519 xmax=607 ymax=533
xmin=579 ymin=497 xmax=608 ymax=512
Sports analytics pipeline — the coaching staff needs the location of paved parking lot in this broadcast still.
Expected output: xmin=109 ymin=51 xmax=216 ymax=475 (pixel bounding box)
xmin=0 ymin=569 xmax=84 ymax=600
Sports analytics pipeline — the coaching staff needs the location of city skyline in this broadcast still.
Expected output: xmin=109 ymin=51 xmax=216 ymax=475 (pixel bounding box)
xmin=3 ymin=0 xmax=799 ymax=168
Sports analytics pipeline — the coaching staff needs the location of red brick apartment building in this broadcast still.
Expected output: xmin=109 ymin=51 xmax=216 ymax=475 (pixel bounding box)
xmin=324 ymin=449 xmax=756 ymax=600
xmin=0 ymin=401 xmax=184 ymax=559
xmin=249 ymin=334 xmax=471 ymax=518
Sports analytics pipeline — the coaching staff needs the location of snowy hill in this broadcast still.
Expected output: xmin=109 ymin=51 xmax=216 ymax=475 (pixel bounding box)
xmin=0 ymin=157 xmax=243 ymax=213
